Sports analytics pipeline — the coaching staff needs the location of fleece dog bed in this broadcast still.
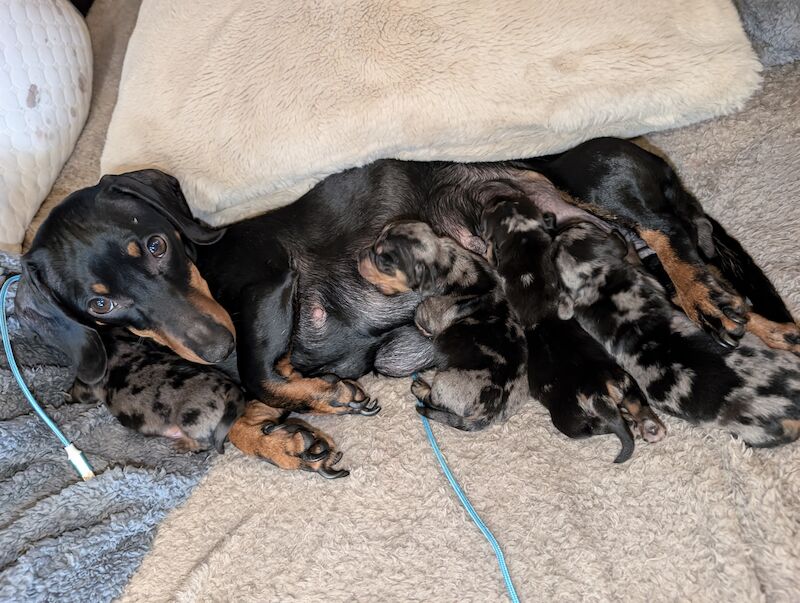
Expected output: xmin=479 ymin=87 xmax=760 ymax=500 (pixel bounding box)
xmin=119 ymin=61 xmax=800 ymax=602
xmin=102 ymin=0 xmax=760 ymax=226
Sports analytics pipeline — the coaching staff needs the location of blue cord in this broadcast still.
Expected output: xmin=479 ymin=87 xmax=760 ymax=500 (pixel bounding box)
xmin=1 ymin=275 xmax=95 ymax=480
xmin=412 ymin=373 xmax=520 ymax=603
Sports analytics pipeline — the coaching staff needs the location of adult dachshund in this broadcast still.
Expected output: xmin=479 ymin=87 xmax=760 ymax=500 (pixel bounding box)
xmin=16 ymin=138 xmax=798 ymax=477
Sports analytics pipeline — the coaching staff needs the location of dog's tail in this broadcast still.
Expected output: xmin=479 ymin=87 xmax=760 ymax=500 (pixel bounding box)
xmin=212 ymin=388 xmax=247 ymax=453
xmin=608 ymin=416 xmax=636 ymax=464
xmin=702 ymin=215 xmax=795 ymax=324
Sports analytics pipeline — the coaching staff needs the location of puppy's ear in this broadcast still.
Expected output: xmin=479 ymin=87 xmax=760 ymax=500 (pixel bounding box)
xmin=14 ymin=257 xmax=107 ymax=384
xmin=608 ymin=231 xmax=630 ymax=259
xmin=102 ymin=169 xmax=225 ymax=245
xmin=542 ymin=212 xmax=557 ymax=234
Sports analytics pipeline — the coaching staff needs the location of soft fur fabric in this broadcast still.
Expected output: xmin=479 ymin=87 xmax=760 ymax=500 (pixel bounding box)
xmin=101 ymin=0 xmax=760 ymax=227
xmin=119 ymin=63 xmax=800 ymax=602
xmin=734 ymin=0 xmax=800 ymax=67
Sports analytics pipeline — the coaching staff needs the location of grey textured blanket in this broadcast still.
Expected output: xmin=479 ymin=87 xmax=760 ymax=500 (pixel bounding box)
xmin=0 ymin=252 xmax=210 ymax=602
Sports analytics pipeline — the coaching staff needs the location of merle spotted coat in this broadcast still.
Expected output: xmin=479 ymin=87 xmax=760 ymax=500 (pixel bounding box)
xmin=71 ymin=330 xmax=245 ymax=452
xmin=359 ymin=220 xmax=528 ymax=431
xmin=555 ymin=223 xmax=800 ymax=447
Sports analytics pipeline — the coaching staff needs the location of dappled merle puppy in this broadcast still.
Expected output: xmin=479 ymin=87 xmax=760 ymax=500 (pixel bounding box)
xmin=555 ymin=222 xmax=800 ymax=447
xmin=70 ymin=329 xmax=246 ymax=452
xmin=481 ymin=197 xmax=666 ymax=461
xmin=358 ymin=220 xmax=527 ymax=431
xmin=479 ymin=189 xmax=572 ymax=325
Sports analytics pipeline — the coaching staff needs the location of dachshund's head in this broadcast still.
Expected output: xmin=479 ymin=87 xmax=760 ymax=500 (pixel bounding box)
xmin=358 ymin=221 xmax=444 ymax=296
xmin=17 ymin=169 xmax=235 ymax=383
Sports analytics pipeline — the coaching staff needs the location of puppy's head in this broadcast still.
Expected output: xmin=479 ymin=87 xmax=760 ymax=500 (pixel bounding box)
xmin=554 ymin=222 xmax=628 ymax=304
xmin=481 ymin=198 xmax=570 ymax=322
xmin=18 ymin=169 xmax=236 ymax=382
xmin=481 ymin=197 xmax=556 ymax=257
xmin=358 ymin=221 xmax=443 ymax=296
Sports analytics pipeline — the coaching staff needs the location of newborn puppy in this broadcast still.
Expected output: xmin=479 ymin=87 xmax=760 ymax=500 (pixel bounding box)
xmin=358 ymin=220 xmax=528 ymax=430
xmin=482 ymin=197 xmax=666 ymax=461
xmin=527 ymin=317 xmax=665 ymax=462
xmin=70 ymin=330 xmax=246 ymax=452
xmin=555 ymin=223 xmax=800 ymax=447
xmin=480 ymin=193 xmax=572 ymax=324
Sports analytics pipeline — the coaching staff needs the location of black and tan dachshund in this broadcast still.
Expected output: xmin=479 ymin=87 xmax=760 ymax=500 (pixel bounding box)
xmin=16 ymin=138 xmax=798 ymax=476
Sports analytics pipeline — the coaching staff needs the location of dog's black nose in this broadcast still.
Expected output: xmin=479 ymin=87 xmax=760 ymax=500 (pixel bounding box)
xmin=199 ymin=334 xmax=236 ymax=363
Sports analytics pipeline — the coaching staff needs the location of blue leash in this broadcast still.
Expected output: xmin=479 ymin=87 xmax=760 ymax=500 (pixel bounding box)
xmin=1 ymin=274 xmax=95 ymax=480
xmin=412 ymin=373 xmax=520 ymax=603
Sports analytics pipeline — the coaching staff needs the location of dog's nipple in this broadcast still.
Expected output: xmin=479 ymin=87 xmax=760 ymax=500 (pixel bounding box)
xmin=310 ymin=303 xmax=327 ymax=327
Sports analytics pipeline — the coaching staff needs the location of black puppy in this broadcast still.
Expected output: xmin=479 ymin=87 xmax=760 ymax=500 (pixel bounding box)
xmin=555 ymin=222 xmax=800 ymax=447
xmin=359 ymin=220 xmax=528 ymax=430
xmin=481 ymin=197 xmax=666 ymax=461
xmin=71 ymin=330 xmax=245 ymax=452
xmin=527 ymin=317 xmax=664 ymax=463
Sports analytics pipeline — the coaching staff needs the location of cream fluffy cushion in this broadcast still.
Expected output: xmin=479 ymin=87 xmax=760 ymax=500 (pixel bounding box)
xmin=102 ymin=0 xmax=760 ymax=226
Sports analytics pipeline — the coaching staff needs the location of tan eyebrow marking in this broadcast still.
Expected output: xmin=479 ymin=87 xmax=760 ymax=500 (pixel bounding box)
xmin=127 ymin=241 xmax=142 ymax=257
xmin=91 ymin=283 xmax=109 ymax=295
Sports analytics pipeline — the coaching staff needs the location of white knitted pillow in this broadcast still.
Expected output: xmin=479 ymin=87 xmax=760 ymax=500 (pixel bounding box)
xmin=0 ymin=0 xmax=92 ymax=252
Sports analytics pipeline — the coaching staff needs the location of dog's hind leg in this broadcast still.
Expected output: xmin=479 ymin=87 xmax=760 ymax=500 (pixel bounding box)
xmin=529 ymin=138 xmax=750 ymax=348
xmin=704 ymin=215 xmax=795 ymax=324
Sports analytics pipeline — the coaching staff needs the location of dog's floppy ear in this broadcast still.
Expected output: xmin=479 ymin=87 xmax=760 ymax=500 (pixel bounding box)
xmin=14 ymin=257 xmax=107 ymax=384
xmin=101 ymin=169 xmax=225 ymax=245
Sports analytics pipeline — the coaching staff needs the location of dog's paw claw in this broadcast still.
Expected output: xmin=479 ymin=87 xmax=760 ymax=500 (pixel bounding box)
xmin=723 ymin=305 xmax=748 ymax=326
xmin=317 ymin=466 xmax=350 ymax=479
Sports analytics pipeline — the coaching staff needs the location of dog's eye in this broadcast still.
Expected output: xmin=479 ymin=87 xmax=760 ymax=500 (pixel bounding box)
xmin=147 ymin=235 xmax=167 ymax=258
xmin=88 ymin=297 xmax=115 ymax=315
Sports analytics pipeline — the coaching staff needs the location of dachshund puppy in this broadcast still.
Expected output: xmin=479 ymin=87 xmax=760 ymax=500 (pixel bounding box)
xmin=71 ymin=330 xmax=246 ymax=452
xmin=555 ymin=223 xmax=800 ymax=447
xmin=358 ymin=220 xmax=527 ymax=431
xmin=481 ymin=198 xmax=666 ymax=461
xmin=527 ymin=317 xmax=665 ymax=463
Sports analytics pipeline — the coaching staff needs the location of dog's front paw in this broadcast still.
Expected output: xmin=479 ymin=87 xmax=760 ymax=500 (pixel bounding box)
xmin=228 ymin=403 xmax=349 ymax=479
xmin=328 ymin=379 xmax=381 ymax=416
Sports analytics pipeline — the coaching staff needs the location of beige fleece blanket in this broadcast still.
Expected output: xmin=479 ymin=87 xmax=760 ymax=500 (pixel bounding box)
xmin=102 ymin=0 xmax=760 ymax=226
xmin=120 ymin=63 xmax=800 ymax=603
